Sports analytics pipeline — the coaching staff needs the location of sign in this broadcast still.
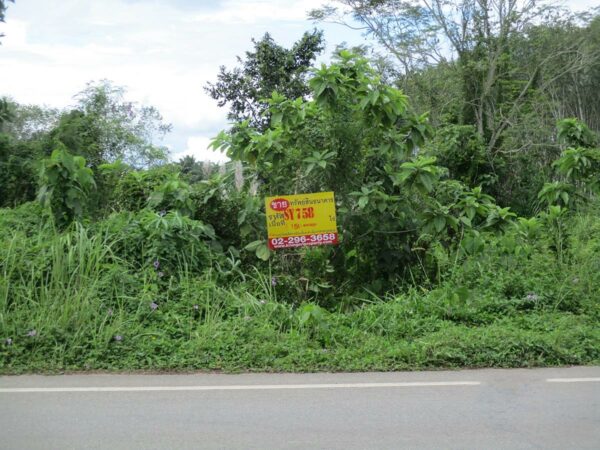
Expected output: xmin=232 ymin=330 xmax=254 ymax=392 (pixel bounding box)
xmin=265 ymin=191 xmax=338 ymax=249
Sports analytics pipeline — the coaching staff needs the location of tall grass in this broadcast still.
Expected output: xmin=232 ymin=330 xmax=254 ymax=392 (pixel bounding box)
xmin=1 ymin=224 xmax=132 ymax=363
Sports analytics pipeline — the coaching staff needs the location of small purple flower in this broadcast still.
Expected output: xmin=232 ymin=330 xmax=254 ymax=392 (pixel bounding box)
xmin=153 ymin=259 xmax=160 ymax=269
xmin=27 ymin=329 xmax=37 ymax=337
xmin=158 ymin=271 xmax=164 ymax=278
xmin=271 ymin=277 xmax=278 ymax=287
xmin=4 ymin=338 xmax=12 ymax=346
xmin=150 ymin=302 xmax=158 ymax=311
xmin=114 ymin=335 xmax=123 ymax=342
xmin=193 ymin=304 xmax=199 ymax=311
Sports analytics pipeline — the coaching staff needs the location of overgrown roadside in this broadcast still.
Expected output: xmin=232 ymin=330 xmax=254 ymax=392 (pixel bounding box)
xmin=1 ymin=202 xmax=598 ymax=374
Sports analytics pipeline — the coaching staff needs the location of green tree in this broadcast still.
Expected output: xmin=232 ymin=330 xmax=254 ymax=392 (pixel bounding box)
xmin=212 ymin=52 xmax=513 ymax=291
xmin=205 ymin=30 xmax=325 ymax=130
xmin=313 ymin=2 xmax=600 ymax=214
xmin=0 ymin=134 xmax=40 ymax=207
xmin=539 ymin=118 xmax=600 ymax=207
xmin=311 ymin=1 xmax=591 ymax=151
xmin=50 ymin=80 xmax=172 ymax=168
xmin=178 ymin=155 xmax=216 ymax=184
xmin=0 ymin=98 xmax=14 ymax=128
xmin=1 ymin=98 xmax=60 ymax=140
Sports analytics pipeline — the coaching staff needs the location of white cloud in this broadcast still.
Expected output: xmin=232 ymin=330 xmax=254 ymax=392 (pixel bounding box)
xmin=0 ymin=0 xmax=365 ymax=160
xmin=173 ymin=136 xmax=230 ymax=163
xmin=4 ymin=0 xmax=595 ymax=167
xmin=187 ymin=0 xmax=325 ymax=24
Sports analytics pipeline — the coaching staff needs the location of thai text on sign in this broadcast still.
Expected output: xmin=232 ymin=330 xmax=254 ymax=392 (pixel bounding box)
xmin=265 ymin=192 xmax=338 ymax=249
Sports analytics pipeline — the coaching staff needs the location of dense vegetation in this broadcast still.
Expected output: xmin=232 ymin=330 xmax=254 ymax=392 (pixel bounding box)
xmin=1 ymin=1 xmax=599 ymax=373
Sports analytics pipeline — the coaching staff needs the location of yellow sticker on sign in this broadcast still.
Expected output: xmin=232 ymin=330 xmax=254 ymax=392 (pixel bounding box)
xmin=265 ymin=191 xmax=338 ymax=249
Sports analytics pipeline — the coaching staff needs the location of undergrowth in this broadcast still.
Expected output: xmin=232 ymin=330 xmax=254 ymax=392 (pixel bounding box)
xmin=1 ymin=202 xmax=598 ymax=374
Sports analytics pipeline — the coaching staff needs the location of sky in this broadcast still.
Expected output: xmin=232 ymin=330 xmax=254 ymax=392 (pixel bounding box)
xmin=0 ymin=0 xmax=596 ymax=163
xmin=0 ymin=0 xmax=365 ymax=163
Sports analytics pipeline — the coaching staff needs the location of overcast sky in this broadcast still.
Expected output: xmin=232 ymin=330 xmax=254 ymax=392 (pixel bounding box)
xmin=0 ymin=0 xmax=596 ymax=163
xmin=0 ymin=0 xmax=366 ymax=163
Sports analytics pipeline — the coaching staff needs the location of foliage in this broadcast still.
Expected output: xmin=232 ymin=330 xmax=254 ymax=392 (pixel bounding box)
xmin=178 ymin=155 xmax=218 ymax=184
xmin=1 ymin=201 xmax=599 ymax=373
xmin=50 ymin=80 xmax=171 ymax=168
xmin=205 ymin=30 xmax=324 ymax=130
xmin=0 ymin=98 xmax=15 ymax=126
xmin=427 ymin=125 xmax=491 ymax=186
xmin=0 ymin=98 xmax=60 ymax=140
xmin=558 ymin=118 xmax=598 ymax=148
xmin=37 ymin=146 xmax=95 ymax=227
xmin=111 ymin=165 xmax=179 ymax=212
xmin=0 ymin=133 xmax=40 ymax=207
xmin=312 ymin=3 xmax=600 ymax=215
xmin=148 ymin=174 xmax=194 ymax=216
xmin=99 ymin=209 xmax=215 ymax=272
xmin=541 ymin=118 xmax=600 ymax=208
xmin=212 ymin=52 xmax=521 ymax=293
xmin=189 ymin=170 xmax=248 ymax=250
xmin=1 ymin=23 xmax=600 ymax=374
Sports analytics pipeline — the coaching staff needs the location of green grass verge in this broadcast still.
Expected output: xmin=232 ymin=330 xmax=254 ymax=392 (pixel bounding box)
xmin=2 ymin=279 xmax=598 ymax=373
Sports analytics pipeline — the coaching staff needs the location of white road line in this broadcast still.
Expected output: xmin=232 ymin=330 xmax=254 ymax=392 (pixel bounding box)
xmin=0 ymin=381 xmax=481 ymax=393
xmin=546 ymin=378 xmax=600 ymax=383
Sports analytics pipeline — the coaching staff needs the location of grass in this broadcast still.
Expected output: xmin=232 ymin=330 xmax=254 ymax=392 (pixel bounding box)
xmin=0 ymin=204 xmax=599 ymax=374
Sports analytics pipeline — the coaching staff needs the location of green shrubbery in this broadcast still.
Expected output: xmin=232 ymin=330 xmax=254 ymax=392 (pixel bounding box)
xmin=1 ymin=194 xmax=599 ymax=373
xmin=0 ymin=54 xmax=599 ymax=373
xmin=0 ymin=205 xmax=600 ymax=373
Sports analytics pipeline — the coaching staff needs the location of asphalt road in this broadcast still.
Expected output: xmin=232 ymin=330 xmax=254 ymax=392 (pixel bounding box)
xmin=1 ymin=367 xmax=599 ymax=449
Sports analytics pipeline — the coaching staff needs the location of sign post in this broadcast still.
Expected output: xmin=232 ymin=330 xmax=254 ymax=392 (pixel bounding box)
xmin=265 ymin=192 xmax=338 ymax=250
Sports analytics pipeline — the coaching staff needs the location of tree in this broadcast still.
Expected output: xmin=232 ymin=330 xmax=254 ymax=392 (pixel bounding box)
xmin=0 ymin=98 xmax=14 ymax=127
xmin=49 ymin=80 xmax=172 ymax=168
xmin=311 ymin=2 xmax=598 ymax=152
xmin=211 ymin=52 xmax=513 ymax=291
xmin=177 ymin=155 xmax=219 ymax=184
xmin=312 ymin=2 xmax=600 ymax=215
xmin=0 ymin=134 xmax=40 ymax=207
xmin=0 ymin=97 xmax=61 ymax=140
xmin=205 ymin=30 xmax=325 ymax=130
xmin=310 ymin=0 xmax=441 ymax=83
xmin=529 ymin=15 xmax=600 ymax=133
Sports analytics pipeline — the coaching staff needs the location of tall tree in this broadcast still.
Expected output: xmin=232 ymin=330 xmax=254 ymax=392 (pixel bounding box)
xmin=50 ymin=80 xmax=172 ymax=168
xmin=310 ymin=1 xmax=597 ymax=152
xmin=0 ymin=98 xmax=14 ymax=127
xmin=311 ymin=1 xmax=600 ymax=214
xmin=0 ymin=98 xmax=60 ymax=139
xmin=205 ymin=30 xmax=325 ymax=130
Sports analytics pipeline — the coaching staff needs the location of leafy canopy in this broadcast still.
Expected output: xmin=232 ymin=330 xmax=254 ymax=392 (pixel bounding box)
xmin=205 ymin=30 xmax=325 ymax=130
xmin=211 ymin=52 xmax=516 ymax=289
xmin=50 ymin=80 xmax=172 ymax=168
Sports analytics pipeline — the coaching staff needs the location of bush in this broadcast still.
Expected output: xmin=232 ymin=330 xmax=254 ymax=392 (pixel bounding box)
xmin=112 ymin=165 xmax=179 ymax=212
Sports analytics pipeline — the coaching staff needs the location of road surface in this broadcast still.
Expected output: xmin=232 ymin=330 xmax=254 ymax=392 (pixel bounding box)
xmin=1 ymin=366 xmax=599 ymax=449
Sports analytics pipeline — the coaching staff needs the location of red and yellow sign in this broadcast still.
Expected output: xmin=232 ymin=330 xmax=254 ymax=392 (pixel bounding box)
xmin=265 ymin=191 xmax=338 ymax=249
